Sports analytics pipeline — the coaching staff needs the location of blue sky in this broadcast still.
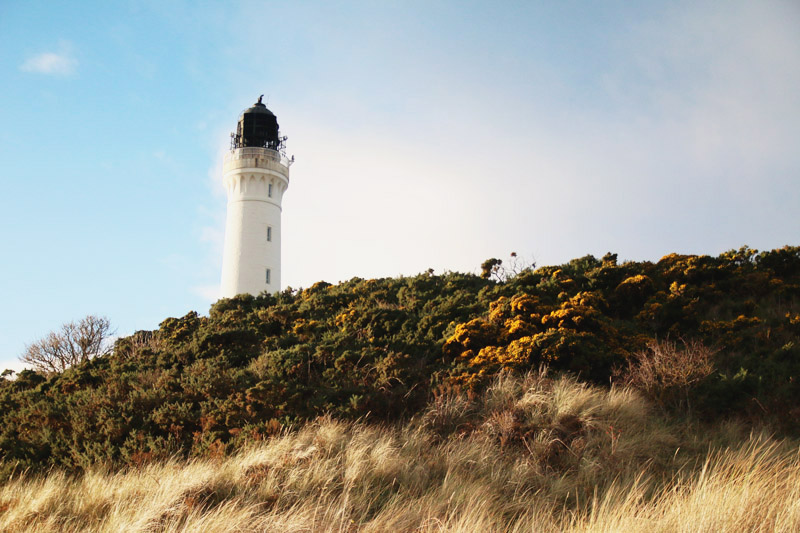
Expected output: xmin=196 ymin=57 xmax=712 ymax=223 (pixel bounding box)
xmin=1 ymin=0 xmax=798 ymax=372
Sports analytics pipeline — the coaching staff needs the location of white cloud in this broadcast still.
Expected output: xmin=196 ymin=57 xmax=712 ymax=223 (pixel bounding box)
xmin=202 ymin=0 xmax=800 ymax=289
xmin=1 ymin=357 xmax=30 ymax=375
xmin=20 ymin=41 xmax=77 ymax=76
xmin=190 ymin=284 xmax=220 ymax=303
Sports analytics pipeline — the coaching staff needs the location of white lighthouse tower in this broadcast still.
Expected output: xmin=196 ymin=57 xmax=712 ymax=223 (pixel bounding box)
xmin=220 ymin=96 xmax=291 ymax=298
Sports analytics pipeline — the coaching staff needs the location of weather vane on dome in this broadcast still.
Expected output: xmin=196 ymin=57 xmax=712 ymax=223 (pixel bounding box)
xmin=257 ymin=94 xmax=264 ymax=104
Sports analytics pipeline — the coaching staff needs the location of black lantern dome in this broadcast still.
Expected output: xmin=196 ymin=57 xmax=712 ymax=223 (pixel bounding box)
xmin=231 ymin=95 xmax=285 ymax=151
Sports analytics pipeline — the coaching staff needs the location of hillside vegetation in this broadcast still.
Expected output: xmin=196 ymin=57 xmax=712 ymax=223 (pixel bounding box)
xmin=2 ymin=372 xmax=799 ymax=532
xmin=0 ymin=245 xmax=799 ymax=478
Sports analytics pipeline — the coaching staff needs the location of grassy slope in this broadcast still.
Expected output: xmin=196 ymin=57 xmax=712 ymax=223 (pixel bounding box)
xmin=2 ymin=372 xmax=799 ymax=532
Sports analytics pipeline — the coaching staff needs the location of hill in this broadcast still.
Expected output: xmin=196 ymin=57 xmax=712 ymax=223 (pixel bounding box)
xmin=0 ymin=246 xmax=799 ymax=478
xmin=2 ymin=373 xmax=799 ymax=531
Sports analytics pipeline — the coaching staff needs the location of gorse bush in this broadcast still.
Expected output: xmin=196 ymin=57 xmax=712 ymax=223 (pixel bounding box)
xmin=0 ymin=246 xmax=798 ymax=476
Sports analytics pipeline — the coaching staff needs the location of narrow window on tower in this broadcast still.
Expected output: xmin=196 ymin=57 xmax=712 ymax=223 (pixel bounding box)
xmin=267 ymin=225 xmax=272 ymax=242
xmin=266 ymin=268 xmax=271 ymax=284
xmin=268 ymin=183 xmax=273 ymax=197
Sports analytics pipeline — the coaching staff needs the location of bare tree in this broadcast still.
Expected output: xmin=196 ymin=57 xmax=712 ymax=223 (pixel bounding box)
xmin=619 ymin=338 xmax=716 ymax=415
xmin=480 ymin=253 xmax=535 ymax=282
xmin=115 ymin=330 xmax=162 ymax=361
xmin=21 ymin=315 xmax=113 ymax=374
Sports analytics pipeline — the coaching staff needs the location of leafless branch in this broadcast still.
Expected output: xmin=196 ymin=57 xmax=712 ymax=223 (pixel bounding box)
xmin=20 ymin=315 xmax=113 ymax=374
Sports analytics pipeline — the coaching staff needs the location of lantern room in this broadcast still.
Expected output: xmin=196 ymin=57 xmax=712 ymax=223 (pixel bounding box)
xmin=230 ymin=95 xmax=284 ymax=151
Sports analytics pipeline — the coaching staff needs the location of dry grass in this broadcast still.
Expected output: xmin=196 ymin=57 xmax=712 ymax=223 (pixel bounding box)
xmin=1 ymin=372 xmax=798 ymax=532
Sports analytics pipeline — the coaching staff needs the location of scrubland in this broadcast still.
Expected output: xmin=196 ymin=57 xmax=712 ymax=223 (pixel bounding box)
xmin=3 ymin=246 xmax=799 ymax=530
xmin=2 ymin=372 xmax=798 ymax=532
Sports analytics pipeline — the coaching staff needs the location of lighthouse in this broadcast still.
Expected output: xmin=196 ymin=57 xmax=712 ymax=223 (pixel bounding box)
xmin=220 ymin=96 xmax=291 ymax=298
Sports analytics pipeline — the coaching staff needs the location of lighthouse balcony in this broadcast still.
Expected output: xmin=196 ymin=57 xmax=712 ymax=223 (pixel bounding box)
xmin=225 ymin=147 xmax=293 ymax=170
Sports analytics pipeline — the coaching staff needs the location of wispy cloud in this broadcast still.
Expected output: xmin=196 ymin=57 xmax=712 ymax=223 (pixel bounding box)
xmin=190 ymin=284 xmax=220 ymax=303
xmin=20 ymin=41 xmax=77 ymax=76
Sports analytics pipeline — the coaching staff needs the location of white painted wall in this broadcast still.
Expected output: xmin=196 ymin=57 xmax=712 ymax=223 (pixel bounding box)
xmin=220 ymin=148 xmax=290 ymax=298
